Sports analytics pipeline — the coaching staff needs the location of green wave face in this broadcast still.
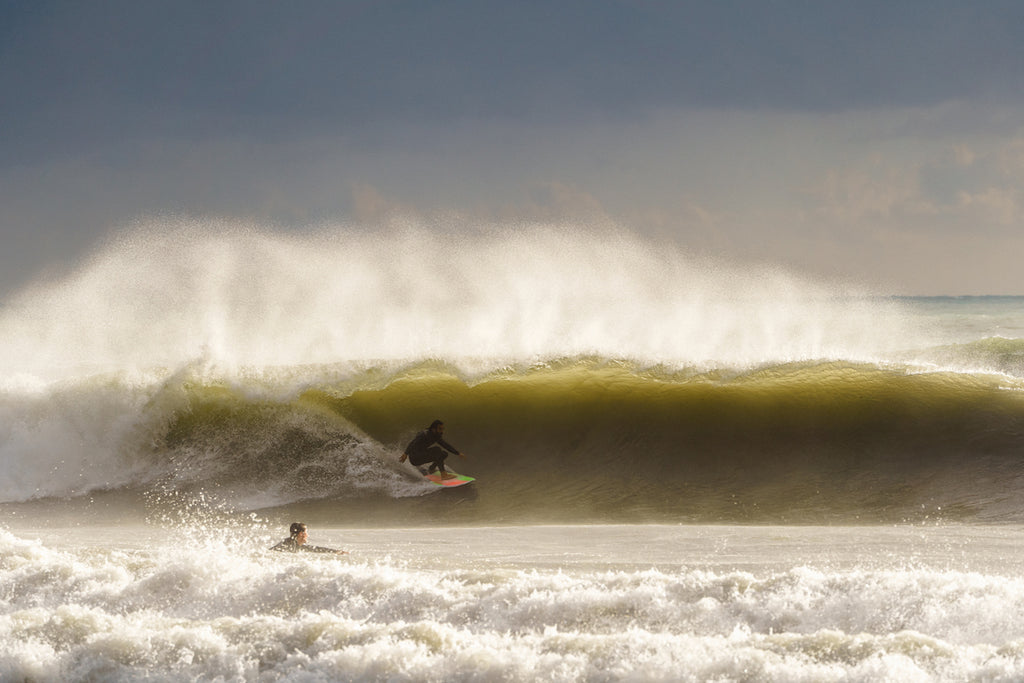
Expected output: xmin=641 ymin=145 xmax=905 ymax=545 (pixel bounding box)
xmin=117 ymin=357 xmax=1024 ymax=525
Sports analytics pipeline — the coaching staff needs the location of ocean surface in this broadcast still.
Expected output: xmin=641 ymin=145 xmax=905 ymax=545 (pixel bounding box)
xmin=2 ymin=224 xmax=1024 ymax=681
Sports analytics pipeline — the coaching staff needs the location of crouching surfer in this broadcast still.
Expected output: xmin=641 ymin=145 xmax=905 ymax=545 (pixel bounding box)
xmin=270 ymin=522 xmax=347 ymax=554
xmin=399 ymin=419 xmax=467 ymax=480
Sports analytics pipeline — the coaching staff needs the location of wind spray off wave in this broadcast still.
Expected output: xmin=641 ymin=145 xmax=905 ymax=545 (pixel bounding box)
xmin=0 ymin=217 xmax=922 ymax=382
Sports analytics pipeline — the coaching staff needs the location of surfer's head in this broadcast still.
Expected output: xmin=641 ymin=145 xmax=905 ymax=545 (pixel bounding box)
xmin=289 ymin=522 xmax=308 ymax=542
xmin=429 ymin=419 xmax=444 ymax=435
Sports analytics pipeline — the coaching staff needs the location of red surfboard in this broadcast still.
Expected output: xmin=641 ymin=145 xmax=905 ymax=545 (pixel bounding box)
xmin=423 ymin=470 xmax=475 ymax=487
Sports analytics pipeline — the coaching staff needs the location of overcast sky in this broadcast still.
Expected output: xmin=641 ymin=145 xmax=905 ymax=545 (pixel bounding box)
xmin=2 ymin=0 xmax=1024 ymax=295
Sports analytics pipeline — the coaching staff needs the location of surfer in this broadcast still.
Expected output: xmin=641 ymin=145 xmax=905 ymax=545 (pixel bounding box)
xmin=399 ymin=419 xmax=466 ymax=480
xmin=270 ymin=522 xmax=347 ymax=554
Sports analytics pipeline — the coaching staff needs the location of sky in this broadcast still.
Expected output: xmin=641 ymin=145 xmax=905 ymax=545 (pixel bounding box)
xmin=2 ymin=0 xmax=1024 ymax=295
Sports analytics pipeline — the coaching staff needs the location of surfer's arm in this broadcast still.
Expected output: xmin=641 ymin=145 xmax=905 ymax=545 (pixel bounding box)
xmin=438 ymin=438 xmax=464 ymax=457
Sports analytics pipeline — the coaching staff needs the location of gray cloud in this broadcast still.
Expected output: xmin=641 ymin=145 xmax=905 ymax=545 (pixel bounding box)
xmin=3 ymin=1 xmax=1024 ymax=296
xmin=4 ymin=1 xmax=1024 ymax=158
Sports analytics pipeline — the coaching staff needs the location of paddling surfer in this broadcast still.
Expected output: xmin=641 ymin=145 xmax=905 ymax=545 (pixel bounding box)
xmin=270 ymin=522 xmax=346 ymax=554
xmin=399 ymin=419 xmax=466 ymax=480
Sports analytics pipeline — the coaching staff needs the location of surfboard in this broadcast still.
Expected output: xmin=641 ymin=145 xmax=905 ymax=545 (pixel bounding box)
xmin=422 ymin=470 xmax=475 ymax=487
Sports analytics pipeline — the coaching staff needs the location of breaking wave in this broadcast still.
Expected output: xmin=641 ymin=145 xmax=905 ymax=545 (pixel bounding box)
xmin=1 ymin=220 xmax=1023 ymax=523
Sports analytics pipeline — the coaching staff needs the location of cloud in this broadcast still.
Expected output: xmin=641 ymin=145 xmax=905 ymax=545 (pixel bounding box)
xmin=3 ymin=3 xmax=1024 ymax=296
xmin=4 ymin=0 xmax=1024 ymax=165
xmin=804 ymin=159 xmax=928 ymax=224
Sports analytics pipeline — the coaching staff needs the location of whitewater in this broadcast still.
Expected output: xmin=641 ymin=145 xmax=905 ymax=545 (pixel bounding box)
xmin=3 ymin=219 xmax=1024 ymax=681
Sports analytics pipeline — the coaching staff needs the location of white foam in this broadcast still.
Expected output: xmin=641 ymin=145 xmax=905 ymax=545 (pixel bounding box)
xmin=3 ymin=525 xmax=1024 ymax=682
xmin=0 ymin=373 xmax=163 ymax=500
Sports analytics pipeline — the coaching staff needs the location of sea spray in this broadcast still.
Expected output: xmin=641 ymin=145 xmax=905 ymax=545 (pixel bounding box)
xmin=0 ymin=217 xmax=921 ymax=381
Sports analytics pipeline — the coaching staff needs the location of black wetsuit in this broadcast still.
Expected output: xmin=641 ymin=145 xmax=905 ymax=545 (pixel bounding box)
xmin=404 ymin=429 xmax=461 ymax=473
xmin=270 ymin=537 xmax=339 ymax=553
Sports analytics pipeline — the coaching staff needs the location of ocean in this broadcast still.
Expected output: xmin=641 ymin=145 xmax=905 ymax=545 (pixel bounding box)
xmin=2 ymin=223 xmax=1024 ymax=681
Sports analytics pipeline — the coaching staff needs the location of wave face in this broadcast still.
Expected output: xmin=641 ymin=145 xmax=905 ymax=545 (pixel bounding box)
xmin=6 ymin=358 xmax=1024 ymax=523
xmin=1 ymin=220 xmax=1023 ymax=523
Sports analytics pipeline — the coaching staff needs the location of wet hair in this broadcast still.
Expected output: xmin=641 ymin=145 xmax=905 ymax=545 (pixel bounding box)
xmin=289 ymin=522 xmax=307 ymax=537
xmin=428 ymin=420 xmax=444 ymax=430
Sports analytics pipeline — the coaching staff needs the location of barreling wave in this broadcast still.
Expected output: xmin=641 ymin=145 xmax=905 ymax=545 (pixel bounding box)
xmin=2 ymin=220 xmax=1023 ymax=524
xmin=4 ymin=356 xmax=1024 ymax=524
